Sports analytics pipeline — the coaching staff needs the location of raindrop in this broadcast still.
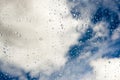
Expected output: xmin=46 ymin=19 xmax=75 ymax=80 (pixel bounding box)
xmin=39 ymin=37 xmax=43 ymax=41
xmin=76 ymin=25 xmax=83 ymax=33
xmin=58 ymin=73 xmax=62 ymax=77
xmin=14 ymin=32 xmax=21 ymax=37
xmin=0 ymin=32 xmax=2 ymax=37
xmin=3 ymin=51 xmax=6 ymax=54
xmin=49 ymin=19 xmax=52 ymax=22
xmin=108 ymin=61 xmax=111 ymax=64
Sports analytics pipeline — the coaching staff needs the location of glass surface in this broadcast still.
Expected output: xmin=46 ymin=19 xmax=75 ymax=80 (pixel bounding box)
xmin=0 ymin=0 xmax=119 ymax=80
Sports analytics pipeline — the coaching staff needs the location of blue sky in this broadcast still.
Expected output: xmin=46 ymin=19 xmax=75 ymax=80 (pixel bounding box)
xmin=0 ymin=0 xmax=120 ymax=80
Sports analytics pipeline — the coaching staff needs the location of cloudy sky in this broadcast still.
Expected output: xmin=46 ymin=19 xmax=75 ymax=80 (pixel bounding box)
xmin=0 ymin=0 xmax=120 ymax=80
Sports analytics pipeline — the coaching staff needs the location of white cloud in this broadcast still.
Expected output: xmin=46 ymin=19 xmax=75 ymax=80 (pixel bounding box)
xmin=90 ymin=58 xmax=120 ymax=80
xmin=93 ymin=22 xmax=109 ymax=37
xmin=0 ymin=0 xmax=81 ymax=76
